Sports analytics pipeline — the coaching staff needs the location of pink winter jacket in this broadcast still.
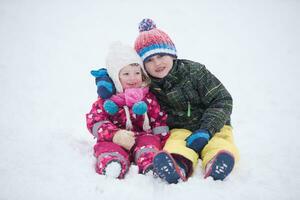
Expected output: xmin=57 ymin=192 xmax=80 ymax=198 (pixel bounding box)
xmin=86 ymin=87 xmax=169 ymax=145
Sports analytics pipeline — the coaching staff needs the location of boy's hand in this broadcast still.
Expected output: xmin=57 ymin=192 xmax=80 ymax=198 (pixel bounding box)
xmin=90 ymin=68 xmax=116 ymax=99
xmin=113 ymin=130 xmax=135 ymax=150
xmin=186 ymin=130 xmax=211 ymax=153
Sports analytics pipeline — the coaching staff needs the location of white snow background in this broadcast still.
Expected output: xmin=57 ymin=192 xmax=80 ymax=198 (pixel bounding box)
xmin=1 ymin=0 xmax=300 ymax=200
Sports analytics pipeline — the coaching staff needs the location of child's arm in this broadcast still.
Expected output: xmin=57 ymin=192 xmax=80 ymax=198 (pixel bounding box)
xmin=146 ymin=93 xmax=170 ymax=144
xmin=193 ymin=65 xmax=233 ymax=136
xmin=86 ymin=99 xmax=119 ymax=141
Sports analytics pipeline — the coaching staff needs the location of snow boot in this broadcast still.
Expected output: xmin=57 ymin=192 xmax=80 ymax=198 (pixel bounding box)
xmin=153 ymin=151 xmax=187 ymax=184
xmin=204 ymin=150 xmax=234 ymax=181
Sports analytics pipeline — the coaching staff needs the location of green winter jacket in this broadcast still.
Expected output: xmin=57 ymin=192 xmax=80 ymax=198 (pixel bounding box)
xmin=149 ymin=59 xmax=233 ymax=136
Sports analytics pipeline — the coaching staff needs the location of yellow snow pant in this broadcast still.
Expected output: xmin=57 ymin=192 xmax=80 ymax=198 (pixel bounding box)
xmin=163 ymin=125 xmax=239 ymax=171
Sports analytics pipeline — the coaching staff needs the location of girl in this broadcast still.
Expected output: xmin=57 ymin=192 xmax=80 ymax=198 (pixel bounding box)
xmin=86 ymin=42 xmax=169 ymax=178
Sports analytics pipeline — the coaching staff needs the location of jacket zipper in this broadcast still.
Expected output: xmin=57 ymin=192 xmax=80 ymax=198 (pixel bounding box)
xmin=187 ymin=101 xmax=191 ymax=117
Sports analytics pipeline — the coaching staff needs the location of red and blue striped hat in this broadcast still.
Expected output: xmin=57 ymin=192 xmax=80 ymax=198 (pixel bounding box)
xmin=134 ymin=19 xmax=177 ymax=62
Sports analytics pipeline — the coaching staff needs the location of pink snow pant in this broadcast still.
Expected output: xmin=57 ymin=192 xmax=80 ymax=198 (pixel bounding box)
xmin=94 ymin=134 xmax=161 ymax=178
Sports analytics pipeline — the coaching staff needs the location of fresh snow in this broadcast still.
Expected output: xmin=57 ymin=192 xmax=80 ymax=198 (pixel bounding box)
xmin=0 ymin=0 xmax=300 ymax=200
xmin=104 ymin=161 xmax=122 ymax=178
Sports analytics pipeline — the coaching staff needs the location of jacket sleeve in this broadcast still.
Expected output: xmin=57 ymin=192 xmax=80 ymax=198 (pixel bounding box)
xmin=86 ymin=99 xmax=119 ymax=142
xmin=145 ymin=93 xmax=170 ymax=144
xmin=193 ymin=65 xmax=233 ymax=136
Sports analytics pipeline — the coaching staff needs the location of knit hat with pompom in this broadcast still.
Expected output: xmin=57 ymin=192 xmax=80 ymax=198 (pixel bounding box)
xmin=134 ymin=18 xmax=177 ymax=62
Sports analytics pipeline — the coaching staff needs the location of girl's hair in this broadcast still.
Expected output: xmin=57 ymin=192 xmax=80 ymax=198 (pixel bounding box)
xmin=129 ymin=63 xmax=151 ymax=87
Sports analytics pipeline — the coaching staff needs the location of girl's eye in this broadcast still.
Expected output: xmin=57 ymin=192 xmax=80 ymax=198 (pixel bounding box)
xmin=136 ymin=72 xmax=141 ymax=75
xmin=122 ymin=73 xmax=129 ymax=76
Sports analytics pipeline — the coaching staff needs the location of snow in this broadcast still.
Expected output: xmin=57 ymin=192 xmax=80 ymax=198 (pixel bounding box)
xmin=104 ymin=161 xmax=122 ymax=178
xmin=0 ymin=0 xmax=300 ymax=199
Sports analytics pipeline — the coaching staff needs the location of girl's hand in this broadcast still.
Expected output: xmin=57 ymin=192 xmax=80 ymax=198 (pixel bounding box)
xmin=112 ymin=129 xmax=135 ymax=150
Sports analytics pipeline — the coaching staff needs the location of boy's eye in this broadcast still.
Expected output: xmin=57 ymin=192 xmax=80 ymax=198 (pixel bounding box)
xmin=145 ymin=57 xmax=153 ymax=63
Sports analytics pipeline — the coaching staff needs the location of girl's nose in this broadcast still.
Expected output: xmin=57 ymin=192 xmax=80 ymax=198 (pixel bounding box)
xmin=129 ymin=74 xmax=136 ymax=81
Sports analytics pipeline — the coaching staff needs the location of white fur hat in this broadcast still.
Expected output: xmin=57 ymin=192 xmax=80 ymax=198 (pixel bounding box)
xmin=106 ymin=41 xmax=144 ymax=92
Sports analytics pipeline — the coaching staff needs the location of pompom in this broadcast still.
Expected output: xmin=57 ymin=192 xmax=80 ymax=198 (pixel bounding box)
xmin=132 ymin=101 xmax=148 ymax=115
xmin=103 ymin=100 xmax=119 ymax=115
xmin=138 ymin=18 xmax=156 ymax=32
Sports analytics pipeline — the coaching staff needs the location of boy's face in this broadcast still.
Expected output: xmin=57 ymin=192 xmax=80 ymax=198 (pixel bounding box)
xmin=144 ymin=55 xmax=174 ymax=79
xmin=119 ymin=64 xmax=143 ymax=90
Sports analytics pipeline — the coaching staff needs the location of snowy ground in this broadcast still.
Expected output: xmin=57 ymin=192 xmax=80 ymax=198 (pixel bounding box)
xmin=1 ymin=0 xmax=300 ymax=200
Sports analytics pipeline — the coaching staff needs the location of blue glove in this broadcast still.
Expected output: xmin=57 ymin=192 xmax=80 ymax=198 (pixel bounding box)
xmin=186 ymin=130 xmax=211 ymax=153
xmin=132 ymin=101 xmax=148 ymax=115
xmin=90 ymin=68 xmax=116 ymax=99
xmin=103 ymin=100 xmax=119 ymax=115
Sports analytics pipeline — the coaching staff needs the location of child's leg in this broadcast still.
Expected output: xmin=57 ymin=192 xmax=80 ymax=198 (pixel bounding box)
xmin=201 ymin=125 xmax=239 ymax=180
xmin=163 ymin=129 xmax=199 ymax=172
xmin=133 ymin=135 xmax=161 ymax=174
xmin=152 ymin=129 xmax=198 ymax=183
xmin=94 ymin=141 xmax=130 ymax=179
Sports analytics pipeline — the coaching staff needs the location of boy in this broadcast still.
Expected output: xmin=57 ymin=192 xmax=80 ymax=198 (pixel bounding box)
xmin=134 ymin=19 xmax=239 ymax=183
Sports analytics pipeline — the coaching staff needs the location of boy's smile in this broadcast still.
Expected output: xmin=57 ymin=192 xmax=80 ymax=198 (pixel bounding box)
xmin=155 ymin=66 xmax=166 ymax=73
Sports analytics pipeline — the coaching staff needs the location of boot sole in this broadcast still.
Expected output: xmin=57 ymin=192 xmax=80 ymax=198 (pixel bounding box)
xmin=204 ymin=150 xmax=235 ymax=180
xmin=153 ymin=151 xmax=186 ymax=184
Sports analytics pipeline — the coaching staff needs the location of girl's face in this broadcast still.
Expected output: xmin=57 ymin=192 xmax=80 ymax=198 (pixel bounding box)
xmin=119 ymin=64 xmax=143 ymax=90
xmin=144 ymin=54 xmax=174 ymax=78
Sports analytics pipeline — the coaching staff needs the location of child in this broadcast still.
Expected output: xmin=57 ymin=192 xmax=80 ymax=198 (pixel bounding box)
xmin=134 ymin=19 xmax=240 ymax=183
xmin=86 ymin=42 xmax=169 ymax=178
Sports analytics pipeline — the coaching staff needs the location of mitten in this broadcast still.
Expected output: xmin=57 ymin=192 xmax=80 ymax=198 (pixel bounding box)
xmin=186 ymin=130 xmax=211 ymax=153
xmin=103 ymin=99 xmax=119 ymax=115
xmin=132 ymin=101 xmax=148 ymax=115
xmin=90 ymin=68 xmax=116 ymax=99
xmin=112 ymin=130 xmax=135 ymax=150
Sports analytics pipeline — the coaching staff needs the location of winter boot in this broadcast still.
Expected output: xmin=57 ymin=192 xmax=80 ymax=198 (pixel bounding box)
xmin=204 ymin=150 xmax=235 ymax=181
xmin=153 ymin=151 xmax=187 ymax=184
